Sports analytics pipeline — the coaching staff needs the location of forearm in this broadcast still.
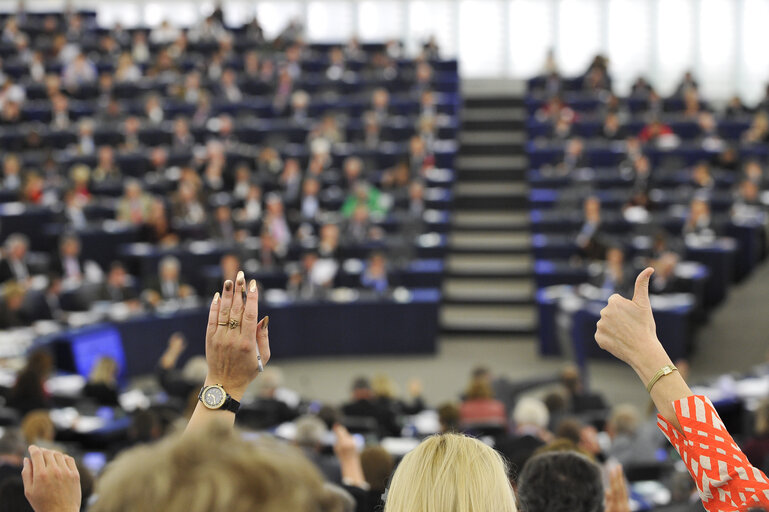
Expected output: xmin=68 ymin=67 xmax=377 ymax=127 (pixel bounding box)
xmin=184 ymin=376 xmax=244 ymax=435
xmin=630 ymin=340 xmax=692 ymax=432
xmin=338 ymin=455 xmax=367 ymax=488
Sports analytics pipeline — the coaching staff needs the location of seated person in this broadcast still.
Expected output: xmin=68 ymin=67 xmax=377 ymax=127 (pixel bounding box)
xmin=590 ymin=246 xmax=634 ymax=297
xmin=557 ymin=137 xmax=586 ymax=174
xmin=0 ymin=282 xmax=30 ymax=329
xmin=156 ymin=333 xmax=207 ymax=401
xmin=0 ymin=234 xmax=32 ymax=285
xmin=495 ymin=398 xmax=551 ymax=481
xmin=639 ymin=117 xmax=674 ymax=143
xmin=575 ymin=196 xmax=606 ymax=261
xmin=649 ymin=252 xmax=683 ymax=295
xmin=341 ymin=377 xmax=400 ymax=437
xmin=360 ymin=252 xmax=389 ymax=294
xmin=682 ymin=198 xmax=715 ymax=239
xmin=459 ymin=377 xmax=506 ymax=431
xmin=83 ymin=356 xmax=120 ymax=406
xmin=287 ymin=250 xmax=335 ymax=301
xmin=116 ymin=179 xmax=153 ymax=225
xmin=143 ymin=256 xmax=195 ymax=306
xmin=98 ymin=262 xmax=139 ymax=305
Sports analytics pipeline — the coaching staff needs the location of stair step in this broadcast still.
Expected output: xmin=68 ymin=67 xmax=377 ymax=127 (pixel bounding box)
xmin=460 ymin=131 xmax=526 ymax=145
xmin=463 ymin=118 xmax=525 ymax=131
xmin=465 ymin=96 xmax=524 ymax=109
xmin=456 ymin=155 xmax=528 ymax=172
xmin=449 ymin=232 xmax=531 ymax=253
xmin=463 ymin=107 xmax=526 ymax=122
xmin=455 ymin=182 xmax=527 ymax=197
xmin=446 ymin=254 xmax=532 ymax=277
xmin=443 ymin=277 xmax=534 ymax=304
xmin=440 ymin=304 xmax=536 ymax=335
xmin=453 ymin=210 xmax=529 ymax=231
xmin=457 ymin=167 xmax=527 ymax=182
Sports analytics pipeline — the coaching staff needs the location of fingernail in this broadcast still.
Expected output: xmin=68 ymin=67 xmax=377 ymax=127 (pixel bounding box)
xmin=249 ymin=279 xmax=256 ymax=292
xmin=263 ymin=316 xmax=269 ymax=328
xmin=213 ymin=292 xmax=220 ymax=304
xmin=237 ymin=271 xmax=245 ymax=284
xmin=224 ymin=280 xmax=233 ymax=291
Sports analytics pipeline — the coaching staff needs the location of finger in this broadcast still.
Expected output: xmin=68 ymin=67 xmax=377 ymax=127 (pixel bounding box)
xmin=21 ymin=458 xmax=32 ymax=489
xmin=632 ymin=267 xmax=654 ymax=307
xmin=615 ymin=466 xmax=629 ymax=503
xmin=64 ymin=455 xmax=78 ymax=475
xmin=42 ymin=448 xmax=56 ymax=469
xmin=206 ymin=293 xmax=220 ymax=338
xmin=53 ymin=450 xmax=66 ymax=468
xmin=256 ymin=315 xmax=270 ymax=366
xmin=242 ymin=278 xmax=259 ymax=339
xmin=29 ymin=445 xmax=45 ymax=469
xmin=217 ymin=279 xmax=234 ymax=327
xmin=230 ymin=271 xmax=246 ymax=328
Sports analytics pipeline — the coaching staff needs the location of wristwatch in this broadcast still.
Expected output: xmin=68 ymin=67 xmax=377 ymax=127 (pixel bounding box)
xmin=198 ymin=384 xmax=240 ymax=413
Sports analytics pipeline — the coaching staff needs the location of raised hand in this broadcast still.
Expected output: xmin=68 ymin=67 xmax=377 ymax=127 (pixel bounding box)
xmin=604 ymin=465 xmax=631 ymax=512
xmin=205 ymin=271 xmax=270 ymax=400
xmin=595 ymin=267 xmax=659 ymax=369
xmin=22 ymin=445 xmax=81 ymax=512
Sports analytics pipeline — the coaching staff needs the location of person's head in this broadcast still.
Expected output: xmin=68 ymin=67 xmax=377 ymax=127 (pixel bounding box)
xmin=351 ymin=377 xmax=372 ymax=400
xmin=59 ymin=234 xmax=81 ymax=258
xmin=371 ymin=374 xmax=397 ymax=399
xmin=294 ymin=414 xmax=328 ymax=450
xmin=0 ymin=477 xmax=33 ymax=512
xmin=2 ymin=282 xmax=25 ymax=311
xmin=159 ymin=256 xmax=181 ymax=282
xmin=607 ymin=404 xmax=640 ymax=439
xmin=689 ymin=198 xmax=710 ymax=220
xmin=384 ymin=433 xmax=516 ymax=512
xmin=583 ymin=196 xmax=601 ymax=222
xmin=127 ymin=409 xmax=162 ymax=445
xmin=605 ymin=246 xmax=624 ymax=267
xmin=123 ymin=179 xmax=143 ymax=200
xmin=0 ymin=428 xmax=26 ymax=463
xmin=437 ymin=402 xmax=461 ymax=433
xmin=20 ymin=410 xmax=55 ymax=445
xmin=361 ymin=445 xmax=394 ymax=492
xmin=220 ymin=254 xmax=240 ymax=282
xmin=181 ymin=356 xmax=208 ymax=384
xmin=516 ymin=451 xmax=603 ymax=512
xmin=560 ymin=365 xmax=582 ymax=395
xmin=107 ymin=262 xmax=127 ymax=286
xmin=740 ymin=179 xmax=760 ymax=202
xmin=465 ymin=378 xmax=493 ymax=401
xmin=512 ymin=398 xmax=549 ymax=431
xmin=5 ymin=234 xmax=28 ymax=260
xmin=90 ymin=423 xmax=345 ymax=512
xmin=89 ymin=356 xmax=119 ymax=386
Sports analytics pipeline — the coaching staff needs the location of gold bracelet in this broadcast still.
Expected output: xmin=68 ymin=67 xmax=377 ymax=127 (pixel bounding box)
xmin=646 ymin=364 xmax=678 ymax=393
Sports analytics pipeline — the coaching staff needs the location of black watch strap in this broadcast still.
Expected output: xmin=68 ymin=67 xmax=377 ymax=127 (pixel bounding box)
xmin=222 ymin=395 xmax=240 ymax=414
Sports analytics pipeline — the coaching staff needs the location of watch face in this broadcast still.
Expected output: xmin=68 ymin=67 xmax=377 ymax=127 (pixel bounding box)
xmin=202 ymin=386 xmax=226 ymax=409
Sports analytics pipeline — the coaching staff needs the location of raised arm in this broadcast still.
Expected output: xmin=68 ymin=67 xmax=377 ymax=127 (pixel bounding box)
xmin=596 ymin=268 xmax=769 ymax=511
xmin=185 ymin=271 xmax=270 ymax=434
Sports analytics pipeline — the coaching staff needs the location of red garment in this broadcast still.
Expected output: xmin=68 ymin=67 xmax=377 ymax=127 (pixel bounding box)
xmin=658 ymin=395 xmax=769 ymax=511
xmin=459 ymin=398 xmax=506 ymax=427
xmin=639 ymin=123 xmax=674 ymax=142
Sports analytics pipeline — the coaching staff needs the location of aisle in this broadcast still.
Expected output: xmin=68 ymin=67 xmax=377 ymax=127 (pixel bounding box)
xmin=690 ymin=260 xmax=769 ymax=379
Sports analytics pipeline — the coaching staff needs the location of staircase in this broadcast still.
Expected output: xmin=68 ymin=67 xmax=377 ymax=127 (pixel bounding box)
xmin=440 ymin=91 xmax=535 ymax=337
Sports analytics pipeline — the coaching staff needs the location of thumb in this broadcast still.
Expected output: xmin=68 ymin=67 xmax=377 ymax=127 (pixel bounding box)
xmin=21 ymin=457 xmax=32 ymax=490
xmin=632 ymin=267 xmax=654 ymax=308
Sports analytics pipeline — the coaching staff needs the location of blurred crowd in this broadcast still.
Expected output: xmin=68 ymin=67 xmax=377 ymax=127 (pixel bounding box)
xmin=0 ymin=5 xmax=457 ymax=329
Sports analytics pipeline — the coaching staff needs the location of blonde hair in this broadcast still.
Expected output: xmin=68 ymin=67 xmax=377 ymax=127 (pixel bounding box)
xmin=91 ymin=422 xmax=345 ymax=512
xmin=89 ymin=357 xmax=118 ymax=386
xmin=384 ymin=433 xmax=516 ymax=512
xmin=371 ymin=374 xmax=398 ymax=399
xmin=21 ymin=410 xmax=55 ymax=445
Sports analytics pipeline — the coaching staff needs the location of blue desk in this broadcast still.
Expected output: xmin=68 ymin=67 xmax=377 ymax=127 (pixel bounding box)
xmin=38 ymin=289 xmax=441 ymax=378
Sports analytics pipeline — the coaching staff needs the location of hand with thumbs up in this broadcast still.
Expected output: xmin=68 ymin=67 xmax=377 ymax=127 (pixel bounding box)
xmin=595 ymin=267 xmax=663 ymax=372
xmin=595 ymin=267 xmax=693 ymax=431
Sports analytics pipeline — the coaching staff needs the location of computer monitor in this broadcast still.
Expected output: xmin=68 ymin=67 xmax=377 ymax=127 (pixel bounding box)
xmin=68 ymin=326 xmax=126 ymax=381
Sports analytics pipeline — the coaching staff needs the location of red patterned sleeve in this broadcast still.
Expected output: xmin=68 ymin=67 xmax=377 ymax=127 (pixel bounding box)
xmin=657 ymin=395 xmax=769 ymax=512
